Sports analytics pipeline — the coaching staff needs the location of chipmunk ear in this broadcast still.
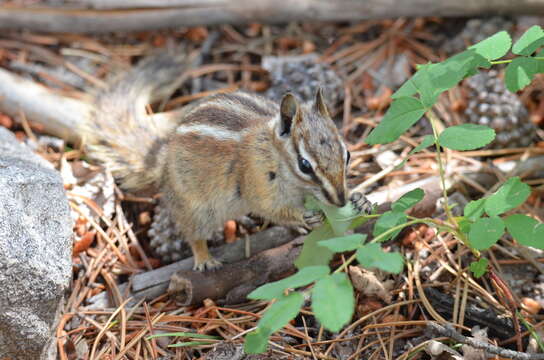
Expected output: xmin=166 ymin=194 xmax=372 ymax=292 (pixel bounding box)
xmin=279 ymin=93 xmax=300 ymax=136
xmin=314 ymin=87 xmax=330 ymax=117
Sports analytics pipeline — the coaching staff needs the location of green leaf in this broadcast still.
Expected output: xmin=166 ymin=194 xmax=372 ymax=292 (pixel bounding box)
xmin=392 ymin=188 xmax=425 ymax=212
xmin=373 ymin=211 xmax=407 ymax=241
xmin=295 ymin=224 xmax=335 ymax=269
xmin=409 ymin=135 xmax=435 ymax=155
xmin=320 ymin=201 xmax=359 ymax=236
xmin=312 ymin=273 xmax=354 ymax=332
xmin=398 ymin=63 xmax=438 ymax=108
xmin=365 ymin=97 xmax=426 ymax=145
xmin=504 ymin=214 xmax=544 ymax=249
xmin=505 ymin=57 xmax=544 ymax=92
xmin=394 ymin=51 xmax=489 ymax=101
xmin=513 ymin=25 xmax=544 ymax=56
xmin=258 ymin=292 xmax=304 ymax=333
xmin=318 ymin=234 xmax=367 ymax=252
xmin=458 ymin=217 xmax=472 ymax=234
xmin=245 ymin=292 xmax=306 ymax=353
xmin=464 ymin=198 xmax=486 ymax=221
xmin=304 ymin=196 xmax=321 ymax=211
xmin=393 ymin=63 xmax=434 ymax=100
xmin=469 ymin=31 xmax=512 ymax=60
xmin=356 ymin=243 xmax=404 ymax=274
xmin=248 ymin=266 xmax=330 ymax=300
xmin=306 ymin=195 xmax=361 ymax=237
xmin=470 ymin=258 xmax=489 ymax=278
xmin=441 ymin=50 xmax=491 ymax=80
xmin=438 ymin=124 xmax=495 ymax=151
xmin=244 ymin=329 xmax=269 ymax=354
xmin=468 ymin=216 xmax=505 ymax=250
xmin=485 ymin=177 xmax=531 ymax=216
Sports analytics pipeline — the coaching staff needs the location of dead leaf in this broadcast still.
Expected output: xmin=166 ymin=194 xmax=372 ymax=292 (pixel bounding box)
xmin=139 ymin=211 xmax=151 ymax=226
xmin=349 ymin=266 xmax=394 ymax=303
xmin=522 ymin=297 xmax=542 ymax=315
xmin=426 ymin=340 xmax=463 ymax=359
xmin=185 ymin=27 xmax=208 ymax=42
xmin=366 ymin=87 xmax=392 ymax=111
xmin=0 ymin=114 xmax=13 ymax=129
xmin=461 ymin=327 xmax=487 ymax=360
xmin=73 ymin=230 xmax=95 ymax=256
xmin=302 ymin=40 xmax=316 ymax=54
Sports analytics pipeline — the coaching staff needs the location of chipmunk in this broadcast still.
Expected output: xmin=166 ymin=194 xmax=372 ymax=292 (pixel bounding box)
xmin=81 ymin=51 xmax=371 ymax=271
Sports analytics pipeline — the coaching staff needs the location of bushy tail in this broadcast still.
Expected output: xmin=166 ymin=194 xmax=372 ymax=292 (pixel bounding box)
xmin=81 ymin=50 xmax=189 ymax=190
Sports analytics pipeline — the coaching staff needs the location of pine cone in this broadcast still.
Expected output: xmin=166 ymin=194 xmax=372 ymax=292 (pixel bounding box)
xmin=464 ymin=70 xmax=535 ymax=149
xmin=148 ymin=200 xmax=189 ymax=263
xmin=262 ymin=54 xmax=343 ymax=109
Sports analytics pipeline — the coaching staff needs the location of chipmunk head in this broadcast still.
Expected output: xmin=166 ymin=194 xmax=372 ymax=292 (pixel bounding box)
xmin=275 ymin=88 xmax=349 ymax=207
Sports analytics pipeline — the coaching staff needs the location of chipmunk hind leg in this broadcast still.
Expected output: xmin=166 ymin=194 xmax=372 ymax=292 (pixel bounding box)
xmin=169 ymin=201 xmax=224 ymax=271
xmin=189 ymin=238 xmax=222 ymax=271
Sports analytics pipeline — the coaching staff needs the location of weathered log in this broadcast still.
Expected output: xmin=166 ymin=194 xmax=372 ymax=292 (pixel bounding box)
xmin=1 ymin=0 xmax=544 ymax=34
xmin=86 ymin=226 xmax=297 ymax=308
xmin=0 ymin=68 xmax=185 ymax=145
xmin=168 ymin=237 xmax=303 ymax=306
xmin=0 ymin=67 xmax=91 ymax=144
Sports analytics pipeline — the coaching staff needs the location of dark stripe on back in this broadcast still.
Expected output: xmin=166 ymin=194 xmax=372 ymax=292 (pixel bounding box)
xmin=187 ymin=104 xmax=247 ymax=131
xmin=221 ymin=93 xmax=276 ymax=117
xmin=185 ymin=92 xmax=275 ymax=132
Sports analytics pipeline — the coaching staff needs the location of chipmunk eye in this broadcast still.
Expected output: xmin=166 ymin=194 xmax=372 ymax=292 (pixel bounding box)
xmin=346 ymin=151 xmax=351 ymax=165
xmin=298 ymin=155 xmax=313 ymax=174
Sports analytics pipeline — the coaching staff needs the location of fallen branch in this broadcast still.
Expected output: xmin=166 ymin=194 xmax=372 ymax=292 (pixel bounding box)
xmin=86 ymin=226 xmax=297 ymax=308
xmin=2 ymin=0 xmax=544 ymax=34
xmin=0 ymin=67 xmax=91 ymax=144
xmin=0 ymin=68 xmax=184 ymax=145
xmin=427 ymin=322 xmax=544 ymax=360
xmin=169 ymin=237 xmax=303 ymax=305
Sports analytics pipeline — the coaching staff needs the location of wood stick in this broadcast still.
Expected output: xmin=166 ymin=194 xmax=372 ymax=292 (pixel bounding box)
xmin=2 ymin=0 xmax=544 ymax=34
xmin=0 ymin=67 xmax=186 ymax=145
xmin=168 ymin=237 xmax=303 ymax=306
xmin=0 ymin=67 xmax=91 ymax=144
xmin=86 ymin=226 xmax=297 ymax=308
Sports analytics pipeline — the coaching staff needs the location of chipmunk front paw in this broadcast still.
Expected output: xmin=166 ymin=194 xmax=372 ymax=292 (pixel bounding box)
xmin=303 ymin=209 xmax=325 ymax=228
xmin=350 ymin=192 xmax=374 ymax=215
xmin=193 ymin=257 xmax=223 ymax=272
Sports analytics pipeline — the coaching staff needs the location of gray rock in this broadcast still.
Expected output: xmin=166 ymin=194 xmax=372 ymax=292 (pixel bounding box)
xmin=0 ymin=128 xmax=72 ymax=360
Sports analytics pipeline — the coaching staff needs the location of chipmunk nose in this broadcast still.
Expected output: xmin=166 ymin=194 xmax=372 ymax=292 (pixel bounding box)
xmin=335 ymin=190 xmax=347 ymax=207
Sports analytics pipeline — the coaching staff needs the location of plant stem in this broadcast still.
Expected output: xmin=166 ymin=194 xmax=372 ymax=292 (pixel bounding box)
xmin=490 ymin=59 xmax=511 ymax=65
xmin=426 ymin=109 xmax=456 ymax=227
xmin=491 ymin=57 xmax=544 ymax=65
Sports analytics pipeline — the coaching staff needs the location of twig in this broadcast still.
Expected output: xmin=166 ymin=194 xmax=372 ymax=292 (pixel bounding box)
xmin=427 ymin=322 xmax=544 ymax=360
xmin=4 ymin=1 xmax=544 ymax=34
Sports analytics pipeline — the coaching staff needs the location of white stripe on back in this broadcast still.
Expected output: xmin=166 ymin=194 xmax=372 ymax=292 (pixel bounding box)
xmin=176 ymin=124 xmax=242 ymax=141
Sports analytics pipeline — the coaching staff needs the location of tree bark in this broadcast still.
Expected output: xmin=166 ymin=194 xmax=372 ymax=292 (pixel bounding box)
xmin=86 ymin=226 xmax=298 ymax=308
xmin=0 ymin=67 xmax=91 ymax=144
xmin=0 ymin=68 xmax=186 ymax=145
xmin=168 ymin=237 xmax=303 ymax=306
xmin=1 ymin=0 xmax=544 ymax=34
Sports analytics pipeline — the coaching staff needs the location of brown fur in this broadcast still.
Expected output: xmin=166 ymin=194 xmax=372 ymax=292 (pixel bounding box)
xmin=81 ymin=53 xmax=349 ymax=270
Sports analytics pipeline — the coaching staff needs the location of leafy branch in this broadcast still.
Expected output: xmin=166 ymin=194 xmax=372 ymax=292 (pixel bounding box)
xmin=244 ymin=25 xmax=544 ymax=354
